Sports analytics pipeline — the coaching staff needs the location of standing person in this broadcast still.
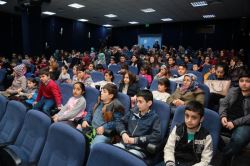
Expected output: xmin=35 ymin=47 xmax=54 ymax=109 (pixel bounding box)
xmin=164 ymin=101 xmax=213 ymax=166
xmin=33 ymin=68 xmax=62 ymax=116
xmin=219 ymin=72 xmax=250 ymax=166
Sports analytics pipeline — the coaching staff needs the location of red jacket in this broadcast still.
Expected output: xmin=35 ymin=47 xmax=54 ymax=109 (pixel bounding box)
xmin=36 ymin=80 xmax=62 ymax=107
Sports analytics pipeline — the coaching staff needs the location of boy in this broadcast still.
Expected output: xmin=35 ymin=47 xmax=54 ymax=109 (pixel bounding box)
xmin=115 ymin=90 xmax=162 ymax=158
xmin=81 ymin=83 xmax=124 ymax=148
xmin=76 ymin=66 xmax=94 ymax=86
xmin=33 ymin=68 xmax=62 ymax=116
xmin=164 ymin=101 xmax=213 ymax=166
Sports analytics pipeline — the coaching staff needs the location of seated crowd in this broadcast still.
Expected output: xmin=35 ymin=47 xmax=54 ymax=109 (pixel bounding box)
xmin=0 ymin=45 xmax=249 ymax=166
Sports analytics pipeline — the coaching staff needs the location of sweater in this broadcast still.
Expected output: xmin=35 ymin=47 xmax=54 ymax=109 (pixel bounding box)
xmin=36 ymin=80 xmax=62 ymax=107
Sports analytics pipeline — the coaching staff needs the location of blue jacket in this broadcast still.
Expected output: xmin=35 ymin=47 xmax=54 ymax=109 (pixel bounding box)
xmin=116 ymin=107 xmax=162 ymax=151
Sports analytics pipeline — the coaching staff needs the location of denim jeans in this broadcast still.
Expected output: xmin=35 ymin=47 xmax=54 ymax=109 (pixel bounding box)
xmin=223 ymin=125 xmax=250 ymax=157
xmin=33 ymin=97 xmax=55 ymax=116
xmin=114 ymin=143 xmax=146 ymax=158
xmin=90 ymin=135 xmax=111 ymax=149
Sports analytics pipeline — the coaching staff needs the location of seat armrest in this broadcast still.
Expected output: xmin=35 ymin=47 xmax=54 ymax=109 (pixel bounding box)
xmin=146 ymin=143 xmax=162 ymax=154
xmin=2 ymin=147 xmax=22 ymax=166
xmin=0 ymin=142 xmax=13 ymax=148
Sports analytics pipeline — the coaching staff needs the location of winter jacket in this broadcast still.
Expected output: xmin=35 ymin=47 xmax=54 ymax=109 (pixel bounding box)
xmin=118 ymin=82 xmax=139 ymax=97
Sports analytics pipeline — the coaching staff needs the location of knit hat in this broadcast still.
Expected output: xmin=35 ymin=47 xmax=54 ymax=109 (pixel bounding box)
xmin=13 ymin=64 xmax=26 ymax=77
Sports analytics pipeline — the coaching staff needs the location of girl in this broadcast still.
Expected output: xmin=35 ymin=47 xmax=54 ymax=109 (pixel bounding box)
xmin=108 ymin=57 xmax=116 ymax=68
xmin=130 ymin=55 xmax=141 ymax=71
xmin=154 ymin=65 xmax=170 ymax=80
xmin=149 ymin=55 xmax=160 ymax=69
xmin=52 ymin=82 xmax=86 ymax=127
xmin=92 ymin=70 xmax=115 ymax=90
xmin=18 ymin=78 xmax=38 ymax=106
xmin=139 ymin=65 xmax=152 ymax=87
xmin=58 ymin=65 xmax=71 ymax=83
xmin=71 ymin=65 xmax=78 ymax=83
xmin=167 ymin=73 xmax=205 ymax=107
xmin=85 ymin=63 xmax=95 ymax=74
xmin=118 ymin=71 xmax=139 ymax=97
xmin=152 ymin=78 xmax=170 ymax=102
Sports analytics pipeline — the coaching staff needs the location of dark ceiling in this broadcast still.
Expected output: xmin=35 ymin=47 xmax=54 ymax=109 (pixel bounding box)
xmin=0 ymin=0 xmax=249 ymax=27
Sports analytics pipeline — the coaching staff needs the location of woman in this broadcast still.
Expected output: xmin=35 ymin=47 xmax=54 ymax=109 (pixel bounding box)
xmin=118 ymin=71 xmax=139 ymax=97
xmin=167 ymin=73 xmax=204 ymax=106
xmin=154 ymin=65 xmax=170 ymax=80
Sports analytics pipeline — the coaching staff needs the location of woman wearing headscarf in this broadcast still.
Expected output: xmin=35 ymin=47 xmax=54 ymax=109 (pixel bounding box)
xmin=1 ymin=64 xmax=27 ymax=96
xmin=167 ymin=73 xmax=205 ymax=107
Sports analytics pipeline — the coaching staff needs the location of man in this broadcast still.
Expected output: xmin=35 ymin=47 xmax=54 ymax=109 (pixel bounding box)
xmin=219 ymin=72 xmax=250 ymax=166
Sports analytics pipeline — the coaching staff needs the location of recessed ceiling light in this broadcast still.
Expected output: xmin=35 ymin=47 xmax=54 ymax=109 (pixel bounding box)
xmin=0 ymin=1 xmax=7 ymax=5
xmin=141 ymin=8 xmax=156 ymax=13
xmin=103 ymin=24 xmax=112 ymax=27
xmin=68 ymin=3 xmax=85 ymax=9
xmin=104 ymin=14 xmax=117 ymax=18
xmin=129 ymin=21 xmax=139 ymax=24
xmin=42 ymin=11 xmax=56 ymax=15
xmin=161 ymin=18 xmax=173 ymax=21
xmin=203 ymin=14 xmax=216 ymax=18
xmin=78 ymin=19 xmax=88 ymax=22
xmin=191 ymin=1 xmax=208 ymax=7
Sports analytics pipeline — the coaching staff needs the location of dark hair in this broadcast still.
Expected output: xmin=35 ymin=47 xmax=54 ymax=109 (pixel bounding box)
xmin=178 ymin=64 xmax=187 ymax=69
xmin=74 ymin=82 xmax=85 ymax=95
xmin=39 ymin=67 xmax=50 ymax=76
xmin=104 ymin=70 xmax=114 ymax=82
xmin=239 ymin=70 xmax=250 ymax=79
xmin=158 ymin=78 xmax=170 ymax=92
xmin=185 ymin=101 xmax=204 ymax=117
xmin=140 ymin=64 xmax=151 ymax=75
xmin=136 ymin=89 xmax=153 ymax=102
xmin=78 ymin=65 xmax=86 ymax=72
xmin=102 ymin=83 xmax=118 ymax=99
xmin=96 ymin=64 xmax=104 ymax=70
xmin=62 ymin=65 xmax=68 ymax=70
xmin=121 ymin=64 xmax=129 ymax=70
xmin=121 ymin=71 xmax=136 ymax=85
xmin=28 ymin=77 xmax=38 ymax=86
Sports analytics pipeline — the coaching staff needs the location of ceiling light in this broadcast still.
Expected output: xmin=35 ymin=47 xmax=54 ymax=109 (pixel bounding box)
xmin=103 ymin=24 xmax=112 ymax=27
xmin=191 ymin=1 xmax=208 ymax=7
xmin=129 ymin=21 xmax=139 ymax=24
xmin=104 ymin=14 xmax=117 ymax=18
xmin=42 ymin=11 xmax=56 ymax=15
xmin=0 ymin=1 xmax=7 ymax=5
xmin=141 ymin=8 xmax=156 ymax=13
xmin=161 ymin=18 xmax=173 ymax=21
xmin=203 ymin=14 xmax=216 ymax=18
xmin=78 ymin=19 xmax=88 ymax=22
xmin=68 ymin=3 xmax=85 ymax=9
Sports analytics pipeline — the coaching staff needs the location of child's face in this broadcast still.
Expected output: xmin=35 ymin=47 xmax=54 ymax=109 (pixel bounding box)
xmin=73 ymin=67 xmax=78 ymax=75
xmin=110 ymin=59 xmax=115 ymax=64
xmin=120 ymin=56 xmax=126 ymax=63
xmin=140 ymin=69 xmax=146 ymax=75
xmin=78 ymin=71 xmax=85 ymax=79
xmin=124 ymin=74 xmax=130 ymax=84
xmin=178 ymin=66 xmax=186 ymax=76
xmin=61 ymin=67 xmax=67 ymax=74
xmin=40 ymin=74 xmax=50 ymax=84
xmin=158 ymin=84 xmax=167 ymax=93
xmin=88 ymin=64 xmax=94 ymax=71
xmin=27 ymin=81 xmax=35 ymax=88
xmin=73 ymin=83 xmax=83 ymax=97
xmin=168 ymin=58 xmax=174 ymax=65
xmin=193 ymin=64 xmax=199 ymax=71
xmin=185 ymin=110 xmax=203 ymax=130
xmin=149 ymin=57 xmax=155 ymax=63
xmin=104 ymin=73 xmax=112 ymax=82
xmin=136 ymin=96 xmax=152 ymax=113
xmin=131 ymin=56 xmax=137 ymax=62
xmin=101 ymin=89 xmax=113 ymax=103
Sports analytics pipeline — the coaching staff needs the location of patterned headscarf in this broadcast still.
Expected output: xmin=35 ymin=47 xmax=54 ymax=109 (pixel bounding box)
xmin=180 ymin=73 xmax=198 ymax=94
xmin=13 ymin=64 xmax=26 ymax=77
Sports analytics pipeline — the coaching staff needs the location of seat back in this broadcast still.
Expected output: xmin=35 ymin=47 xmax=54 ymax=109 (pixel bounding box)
xmin=197 ymin=83 xmax=210 ymax=107
xmin=0 ymin=95 xmax=8 ymax=121
xmin=86 ymin=143 xmax=147 ymax=166
xmin=0 ymin=101 xmax=26 ymax=144
xmin=171 ymin=106 xmax=221 ymax=154
xmin=128 ymin=66 xmax=138 ymax=75
xmin=169 ymin=81 xmax=177 ymax=94
xmin=38 ymin=122 xmax=86 ymax=166
xmin=138 ymin=76 xmax=148 ymax=89
xmin=151 ymin=100 xmax=171 ymax=140
xmin=188 ymin=70 xmax=204 ymax=84
xmin=85 ymin=86 xmax=99 ymax=113
xmin=10 ymin=110 xmax=51 ymax=164
xmin=150 ymin=79 xmax=176 ymax=94
xmin=108 ymin=65 xmax=121 ymax=74
xmin=117 ymin=92 xmax=130 ymax=113
xmin=59 ymin=83 xmax=73 ymax=105
xmin=113 ymin=74 xmax=123 ymax=86
xmin=91 ymin=71 xmax=104 ymax=82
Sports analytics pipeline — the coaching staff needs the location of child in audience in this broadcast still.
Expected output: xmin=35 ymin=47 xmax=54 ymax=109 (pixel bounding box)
xmin=58 ymin=65 xmax=71 ymax=83
xmin=92 ymin=70 xmax=115 ymax=90
xmin=71 ymin=65 xmax=79 ymax=83
xmin=115 ymin=90 xmax=162 ymax=159
xmin=164 ymin=101 xmax=213 ymax=166
xmin=76 ymin=66 xmax=94 ymax=86
xmin=108 ymin=57 xmax=116 ymax=68
xmin=139 ymin=65 xmax=152 ymax=87
xmin=81 ymin=83 xmax=125 ymax=148
xmin=118 ymin=64 xmax=129 ymax=75
xmin=33 ymin=68 xmax=62 ymax=116
xmin=1 ymin=64 xmax=27 ymax=97
xmin=154 ymin=65 xmax=170 ymax=80
xmin=119 ymin=71 xmax=139 ymax=97
xmin=96 ymin=64 xmax=105 ymax=73
xmin=18 ymin=78 xmax=38 ymax=106
xmin=169 ymin=64 xmax=187 ymax=87
xmin=85 ymin=63 xmax=95 ymax=74
xmin=52 ymin=82 xmax=86 ymax=127
xmin=192 ymin=64 xmax=200 ymax=72
xmin=152 ymin=78 xmax=170 ymax=102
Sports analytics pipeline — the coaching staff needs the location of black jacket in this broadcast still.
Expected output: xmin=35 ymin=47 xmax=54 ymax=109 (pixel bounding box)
xmin=116 ymin=107 xmax=162 ymax=153
xmin=118 ymin=82 xmax=139 ymax=97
